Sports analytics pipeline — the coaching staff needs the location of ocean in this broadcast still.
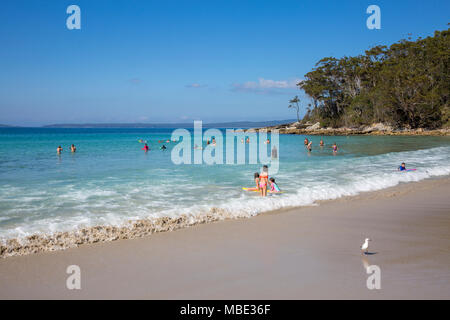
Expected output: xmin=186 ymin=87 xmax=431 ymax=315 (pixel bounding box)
xmin=1 ymin=127 xmax=449 ymax=246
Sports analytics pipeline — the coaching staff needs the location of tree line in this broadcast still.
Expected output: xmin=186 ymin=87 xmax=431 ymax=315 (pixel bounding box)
xmin=297 ymin=27 xmax=449 ymax=129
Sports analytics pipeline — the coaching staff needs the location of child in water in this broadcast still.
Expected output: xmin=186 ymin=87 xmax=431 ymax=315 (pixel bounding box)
xmin=254 ymin=173 xmax=260 ymax=190
xmin=398 ymin=162 xmax=407 ymax=171
xmin=247 ymin=173 xmax=260 ymax=191
xmin=269 ymin=178 xmax=281 ymax=193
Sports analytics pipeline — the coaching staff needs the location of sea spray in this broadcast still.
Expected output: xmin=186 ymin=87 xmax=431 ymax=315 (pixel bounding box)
xmin=0 ymin=208 xmax=251 ymax=258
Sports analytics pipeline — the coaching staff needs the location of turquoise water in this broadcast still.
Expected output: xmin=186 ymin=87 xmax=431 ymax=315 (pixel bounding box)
xmin=1 ymin=127 xmax=450 ymax=241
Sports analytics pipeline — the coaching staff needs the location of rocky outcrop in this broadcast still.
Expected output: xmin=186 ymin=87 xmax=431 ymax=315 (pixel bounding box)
xmin=250 ymin=122 xmax=450 ymax=136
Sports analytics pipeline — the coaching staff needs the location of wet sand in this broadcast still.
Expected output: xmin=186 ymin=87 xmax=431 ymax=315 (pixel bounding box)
xmin=1 ymin=177 xmax=449 ymax=299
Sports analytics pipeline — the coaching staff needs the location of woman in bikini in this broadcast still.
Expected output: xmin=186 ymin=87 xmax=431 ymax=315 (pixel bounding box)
xmin=259 ymin=165 xmax=269 ymax=197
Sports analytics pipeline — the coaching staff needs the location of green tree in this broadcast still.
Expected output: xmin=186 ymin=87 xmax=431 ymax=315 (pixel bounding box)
xmin=297 ymin=27 xmax=449 ymax=129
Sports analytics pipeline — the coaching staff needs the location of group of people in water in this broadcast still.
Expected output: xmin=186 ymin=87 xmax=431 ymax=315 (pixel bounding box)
xmin=249 ymin=138 xmax=413 ymax=197
xmin=248 ymin=165 xmax=281 ymax=197
xmin=56 ymin=144 xmax=76 ymax=154
xmin=141 ymin=139 xmax=176 ymax=152
xmin=58 ymin=135 xmax=412 ymax=200
xmin=142 ymin=143 xmax=167 ymax=152
xmin=304 ymin=137 xmax=338 ymax=154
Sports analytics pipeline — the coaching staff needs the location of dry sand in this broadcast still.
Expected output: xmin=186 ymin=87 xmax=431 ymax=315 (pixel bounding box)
xmin=0 ymin=177 xmax=449 ymax=299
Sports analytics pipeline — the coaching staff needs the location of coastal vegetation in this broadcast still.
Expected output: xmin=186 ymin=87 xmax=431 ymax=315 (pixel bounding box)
xmin=296 ymin=27 xmax=449 ymax=129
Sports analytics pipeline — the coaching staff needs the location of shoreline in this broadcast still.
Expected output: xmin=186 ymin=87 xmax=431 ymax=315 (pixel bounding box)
xmin=2 ymin=173 xmax=449 ymax=259
xmin=1 ymin=176 xmax=449 ymax=299
xmin=250 ymin=122 xmax=450 ymax=136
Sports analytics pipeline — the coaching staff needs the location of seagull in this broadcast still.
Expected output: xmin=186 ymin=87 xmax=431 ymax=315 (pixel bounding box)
xmin=361 ymin=238 xmax=371 ymax=254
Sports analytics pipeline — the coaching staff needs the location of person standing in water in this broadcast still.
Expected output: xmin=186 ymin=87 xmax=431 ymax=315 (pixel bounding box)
xmin=271 ymin=145 xmax=278 ymax=159
xmin=57 ymin=146 xmax=63 ymax=154
xmin=259 ymin=165 xmax=269 ymax=197
xmin=332 ymin=143 xmax=338 ymax=154
xmin=320 ymin=139 xmax=324 ymax=147
xmin=70 ymin=144 xmax=76 ymax=153
xmin=143 ymin=143 xmax=149 ymax=152
xmin=304 ymin=138 xmax=309 ymax=146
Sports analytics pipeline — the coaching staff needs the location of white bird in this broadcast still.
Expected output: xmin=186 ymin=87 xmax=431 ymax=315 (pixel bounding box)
xmin=360 ymin=238 xmax=371 ymax=254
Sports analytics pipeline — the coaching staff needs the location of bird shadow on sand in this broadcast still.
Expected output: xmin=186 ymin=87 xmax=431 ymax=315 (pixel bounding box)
xmin=363 ymin=252 xmax=378 ymax=256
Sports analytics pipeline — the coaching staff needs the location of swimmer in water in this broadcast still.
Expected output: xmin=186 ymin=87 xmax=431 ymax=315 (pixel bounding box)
xmin=142 ymin=143 xmax=149 ymax=152
xmin=332 ymin=143 xmax=338 ymax=153
xmin=70 ymin=144 xmax=76 ymax=153
xmin=304 ymin=138 xmax=309 ymax=146
xmin=320 ymin=139 xmax=324 ymax=147
xmin=57 ymin=146 xmax=63 ymax=154
xmin=398 ymin=162 xmax=407 ymax=171
xmin=161 ymin=145 xmax=167 ymax=150
xmin=307 ymin=141 xmax=312 ymax=152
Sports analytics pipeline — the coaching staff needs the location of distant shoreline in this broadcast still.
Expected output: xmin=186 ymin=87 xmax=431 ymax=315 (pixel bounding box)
xmin=251 ymin=122 xmax=450 ymax=136
xmin=0 ymin=120 xmax=296 ymax=129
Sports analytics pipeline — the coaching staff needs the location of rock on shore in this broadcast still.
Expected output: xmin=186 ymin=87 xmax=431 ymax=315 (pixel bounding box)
xmin=250 ymin=122 xmax=450 ymax=136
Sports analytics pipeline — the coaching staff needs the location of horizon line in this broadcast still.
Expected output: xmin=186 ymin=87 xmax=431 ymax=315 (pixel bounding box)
xmin=0 ymin=119 xmax=297 ymax=128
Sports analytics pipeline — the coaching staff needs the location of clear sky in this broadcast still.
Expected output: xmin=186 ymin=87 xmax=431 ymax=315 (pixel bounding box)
xmin=0 ymin=0 xmax=448 ymax=126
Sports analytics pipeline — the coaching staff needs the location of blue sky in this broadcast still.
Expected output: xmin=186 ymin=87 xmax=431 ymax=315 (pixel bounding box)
xmin=0 ymin=0 xmax=448 ymax=126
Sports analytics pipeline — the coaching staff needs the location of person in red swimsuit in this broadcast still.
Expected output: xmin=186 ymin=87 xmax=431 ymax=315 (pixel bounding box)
xmin=259 ymin=165 xmax=269 ymax=197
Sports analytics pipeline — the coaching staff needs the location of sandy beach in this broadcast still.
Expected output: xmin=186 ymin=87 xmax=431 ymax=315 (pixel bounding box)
xmin=0 ymin=177 xmax=449 ymax=300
